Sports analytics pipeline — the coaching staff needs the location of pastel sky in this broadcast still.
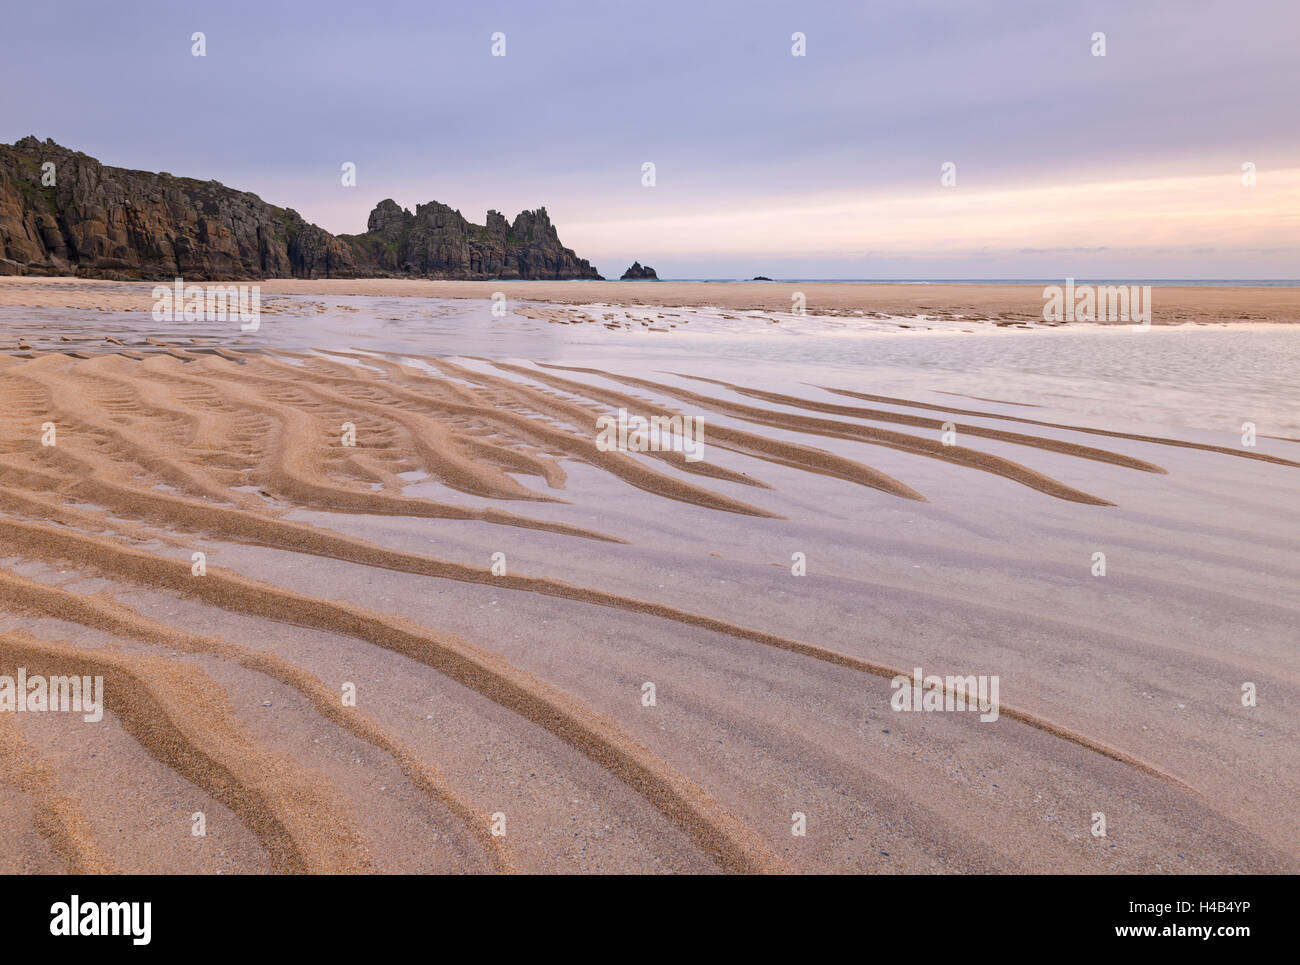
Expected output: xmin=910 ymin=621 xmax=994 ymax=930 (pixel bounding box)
xmin=4 ymin=0 xmax=1297 ymax=278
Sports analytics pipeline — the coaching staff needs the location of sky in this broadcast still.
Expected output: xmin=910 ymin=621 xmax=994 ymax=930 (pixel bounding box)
xmin=3 ymin=0 xmax=1298 ymax=278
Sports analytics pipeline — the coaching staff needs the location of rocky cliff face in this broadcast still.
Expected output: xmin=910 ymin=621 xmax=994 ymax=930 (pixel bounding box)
xmin=0 ymin=138 xmax=602 ymax=281
xmin=341 ymin=199 xmax=602 ymax=280
xmin=0 ymin=137 xmax=356 ymax=279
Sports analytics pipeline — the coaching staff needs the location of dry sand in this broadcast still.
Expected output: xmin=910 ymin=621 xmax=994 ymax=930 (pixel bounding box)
xmin=0 ymin=278 xmax=1297 ymax=874
xmin=1 ymin=275 xmax=1299 ymax=324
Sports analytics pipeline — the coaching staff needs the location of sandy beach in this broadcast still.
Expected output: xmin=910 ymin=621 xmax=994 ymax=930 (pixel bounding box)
xmin=2 ymin=276 xmax=1300 ymax=324
xmin=0 ymin=278 xmax=1297 ymax=874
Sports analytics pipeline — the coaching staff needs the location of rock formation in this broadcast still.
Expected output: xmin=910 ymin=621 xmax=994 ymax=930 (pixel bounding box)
xmin=0 ymin=137 xmax=602 ymax=281
xmin=342 ymin=200 xmax=601 ymax=280
xmin=0 ymin=137 xmax=355 ymax=279
xmin=620 ymin=261 xmax=658 ymax=280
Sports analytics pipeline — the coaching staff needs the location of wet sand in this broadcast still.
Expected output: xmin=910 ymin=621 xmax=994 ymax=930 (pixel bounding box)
xmin=0 ymin=281 xmax=1297 ymax=874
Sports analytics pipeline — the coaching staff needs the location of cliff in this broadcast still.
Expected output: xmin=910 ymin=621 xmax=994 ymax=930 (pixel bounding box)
xmin=0 ymin=137 xmax=602 ymax=281
xmin=0 ymin=138 xmax=355 ymax=279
